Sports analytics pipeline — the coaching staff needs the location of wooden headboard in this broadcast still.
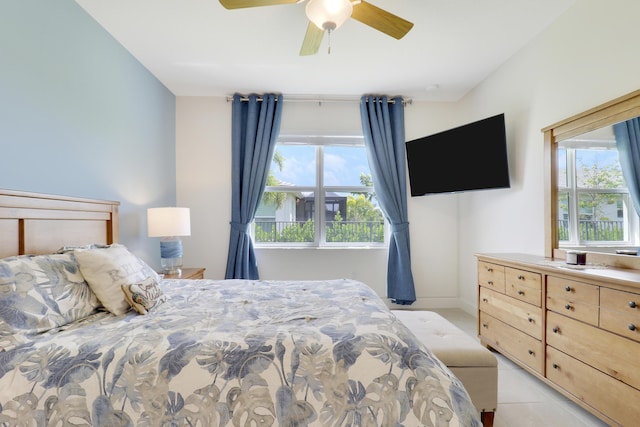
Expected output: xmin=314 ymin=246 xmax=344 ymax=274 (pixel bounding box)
xmin=0 ymin=189 xmax=120 ymax=258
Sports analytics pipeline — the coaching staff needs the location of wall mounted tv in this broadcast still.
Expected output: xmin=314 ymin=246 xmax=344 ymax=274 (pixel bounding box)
xmin=405 ymin=113 xmax=510 ymax=196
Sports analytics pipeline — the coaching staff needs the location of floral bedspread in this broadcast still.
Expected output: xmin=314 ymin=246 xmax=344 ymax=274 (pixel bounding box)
xmin=0 ymin=278 xmax=480 ymax=426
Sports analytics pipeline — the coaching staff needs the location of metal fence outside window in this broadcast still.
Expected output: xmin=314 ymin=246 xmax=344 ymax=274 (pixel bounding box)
xmin=255 ymin=220 xmax=384 ymax=243
xmin=558 ymin=219 xmax=624 ymax=241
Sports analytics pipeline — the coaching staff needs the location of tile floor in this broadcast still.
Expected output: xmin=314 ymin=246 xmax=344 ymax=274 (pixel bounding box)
xmin=430 ymin=308 xmax=610 ymax=427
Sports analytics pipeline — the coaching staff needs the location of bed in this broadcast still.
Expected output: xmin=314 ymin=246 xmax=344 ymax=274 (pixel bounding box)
xmin=0 ymin=189 xmax=481 ymax=426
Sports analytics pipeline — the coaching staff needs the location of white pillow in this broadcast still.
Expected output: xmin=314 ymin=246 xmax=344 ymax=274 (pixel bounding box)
xmin=74 ymin=244 xmax=158 ymax=315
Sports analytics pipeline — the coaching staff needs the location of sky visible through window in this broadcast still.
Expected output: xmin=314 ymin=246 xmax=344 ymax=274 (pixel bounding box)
xmin=576 ymin=149 xmax=619 ymax=167
xmin=558 ymin=148 xmax=620 ymax=167
xmin=558 ymin=147 xmax=623 ymax=187
xmin=271 ymin=145 xmax=372 ymax=187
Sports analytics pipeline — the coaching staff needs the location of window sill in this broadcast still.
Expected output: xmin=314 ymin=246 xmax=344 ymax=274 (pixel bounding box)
xmin=255 ymin=245 xmax=387 ymax=250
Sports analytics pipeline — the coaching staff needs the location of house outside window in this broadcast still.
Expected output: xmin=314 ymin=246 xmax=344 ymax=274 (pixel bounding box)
xmin=253 ymin=135 xmax=386 ymax=247
xmin=557 ymin=134 xmax=639 ymax=247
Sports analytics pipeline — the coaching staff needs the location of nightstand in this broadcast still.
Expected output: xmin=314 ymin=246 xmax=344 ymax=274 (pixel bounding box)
xmin=161 ymin=268 xmax=205 ymax=280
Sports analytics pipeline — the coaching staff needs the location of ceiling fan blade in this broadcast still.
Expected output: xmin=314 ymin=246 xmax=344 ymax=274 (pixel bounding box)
xmin=219 ymin=0 xmax=299 ymax=9
xmin=299 ymin=22 xmax=324 ymax=56
xmin=351 ymin=1 xmax=413 ymax=39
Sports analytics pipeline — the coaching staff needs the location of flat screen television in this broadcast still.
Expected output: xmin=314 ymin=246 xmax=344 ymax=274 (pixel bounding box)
xmin=405 ymin=113 xmax=510 ymax=196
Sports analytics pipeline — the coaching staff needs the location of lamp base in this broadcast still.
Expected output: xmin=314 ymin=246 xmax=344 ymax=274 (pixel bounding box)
xmin=160 ymin=238 xmax=183 ymax=275
xmin=161 ymin=258 xmax=183 ymax=275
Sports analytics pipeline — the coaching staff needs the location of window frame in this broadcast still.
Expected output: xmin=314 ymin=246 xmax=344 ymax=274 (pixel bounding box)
xmin=558 ymin=140 xmax=639 ymax=248
xmin=253 ymin=134 xmax=388 ymax=248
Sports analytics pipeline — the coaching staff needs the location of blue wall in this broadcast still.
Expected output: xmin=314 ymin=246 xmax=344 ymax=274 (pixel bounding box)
xmin=0 ymin=0 xmax=176 ymax=266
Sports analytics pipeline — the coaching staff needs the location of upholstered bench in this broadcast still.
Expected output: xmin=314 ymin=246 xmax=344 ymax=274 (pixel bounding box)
xmin=392 ymin=310 xmax=497 ymax=427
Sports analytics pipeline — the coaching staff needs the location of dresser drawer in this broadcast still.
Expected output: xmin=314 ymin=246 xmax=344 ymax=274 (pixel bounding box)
xmin=505 ymin=267 xmax=542 ymax=306
xmin=478 ymin=261 xmax=505 ymax=293
xmin=480 ymin=287 xmax=542 ymax=340
xmin=547 ymin=311 xmax=640 ymax=390
xmin=547 ymin=276 xmax=599 ymax=325
xmin=600 ymin=287 xmax=640 ymax=343
xmin=480 ymin=311 xmax=543 ymax=373
xmin=546 ymin=345 xmax=640 ymax=427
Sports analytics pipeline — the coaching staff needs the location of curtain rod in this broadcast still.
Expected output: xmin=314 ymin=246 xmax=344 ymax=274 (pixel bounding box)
xmin=226 ymin=95 xmax=412 ymax=106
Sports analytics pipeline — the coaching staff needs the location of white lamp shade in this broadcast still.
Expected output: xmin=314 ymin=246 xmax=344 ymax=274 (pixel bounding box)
xmin=147 ymin=207 xmax=191 ymax=237
xmin=305 ymin=0 xmax=353 ymax=30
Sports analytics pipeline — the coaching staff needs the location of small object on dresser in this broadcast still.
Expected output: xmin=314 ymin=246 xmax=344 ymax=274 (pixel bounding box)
xmin=566 ymin=250 xmax=586 ymax=265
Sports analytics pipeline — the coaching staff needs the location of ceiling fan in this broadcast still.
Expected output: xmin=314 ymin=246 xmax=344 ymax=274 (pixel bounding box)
xmin=218 ymin=0 xmax=414 ymax=56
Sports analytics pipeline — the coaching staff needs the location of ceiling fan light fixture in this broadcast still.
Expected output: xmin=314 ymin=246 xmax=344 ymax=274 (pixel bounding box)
xmin=305 ymin=0 xmax=353 ymax=31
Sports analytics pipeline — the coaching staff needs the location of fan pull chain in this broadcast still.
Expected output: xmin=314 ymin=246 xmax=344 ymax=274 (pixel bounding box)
xmin=327 ymin=28 xmax=332 ymax=54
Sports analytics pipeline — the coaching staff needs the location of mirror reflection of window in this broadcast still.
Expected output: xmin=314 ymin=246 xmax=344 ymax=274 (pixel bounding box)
xmin=557 ymin=125 xmax=639 ymax=247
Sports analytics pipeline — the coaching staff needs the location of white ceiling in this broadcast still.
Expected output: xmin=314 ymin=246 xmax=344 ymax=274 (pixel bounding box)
xmin=75 ymin=0 xmax=575 ymax=102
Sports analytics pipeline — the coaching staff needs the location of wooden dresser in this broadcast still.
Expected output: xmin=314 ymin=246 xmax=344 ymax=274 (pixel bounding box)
xmin=477 ymin=253 xmax=640 ymax=426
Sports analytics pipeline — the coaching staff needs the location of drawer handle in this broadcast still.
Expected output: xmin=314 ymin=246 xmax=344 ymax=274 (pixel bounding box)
xmin=482 ymin=298 xmax=488 ymax=303
xmin=518 ymin=275 xmax=525 ymax=280
xmin=528 ymin=349 xmax=535 ymax=356
xmin=528 ymin=317 xmax=534 ymax=323
xmin=630 ymin=301 xmax=637 ymax=309
xmin=552 ymin=363 xmax=559 ymax=370
xmin=518 ymin=290 xmax=525 ymax=296
xmin=552 ymin=327 xmax=560 ymax=333
xmin=629 ymin=324 xmax=637 ymax=331
xmin=487 ymin=267 xmax=493 ymax=272
xmin=565 ymin=304 xmax=572 ymax=310
xmin=488 ymin=280 xmax=493 ymax=285
xmin=482 ymin=323 xmax=488 ymax=328
xmin=565 ymin=286 xmax=572 ymax=292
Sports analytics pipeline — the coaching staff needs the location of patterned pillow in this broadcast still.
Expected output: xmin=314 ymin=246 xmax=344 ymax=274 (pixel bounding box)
xmin=74 ymin=244 xmax=159 ymax=315
xmin=122 ymin=277 xmax=167 ymax=315
xmin=0 ymin=253 xmax=101 ymax=336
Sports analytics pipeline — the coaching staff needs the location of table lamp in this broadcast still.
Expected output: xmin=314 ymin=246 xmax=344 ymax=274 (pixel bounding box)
xmin=147 ymin=207 xmax=191 ymax=274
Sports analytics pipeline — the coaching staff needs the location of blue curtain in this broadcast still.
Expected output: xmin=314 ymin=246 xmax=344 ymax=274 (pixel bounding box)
xmin=360 ymin=95 xmax=416 ymax=305
xmin=225 ymin=94 xmax=283 ymax=279
xmin=614 ymin=118 xmax=640 ymax=217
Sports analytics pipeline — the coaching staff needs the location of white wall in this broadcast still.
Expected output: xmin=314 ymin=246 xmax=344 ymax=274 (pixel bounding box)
xmin=454 ymin=0 xmax=640 ymax=312
xmin=176 ymin=97 xmax=232 ymax=278
xmin=176 ymin=0 xmax=640 ymax=312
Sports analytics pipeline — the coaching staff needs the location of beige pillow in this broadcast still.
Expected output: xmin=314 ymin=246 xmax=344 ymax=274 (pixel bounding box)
xmin=122 ymin=277 xmax=166 ymax=315
xmin=74 ymin=244 xmax=158 ymax=315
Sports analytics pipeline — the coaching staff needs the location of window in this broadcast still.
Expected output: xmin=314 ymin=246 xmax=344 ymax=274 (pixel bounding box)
xmin=253 ymin=135 xmax=386 ymax=247
xmin=557 ymin=137 xmax=639 ymax=247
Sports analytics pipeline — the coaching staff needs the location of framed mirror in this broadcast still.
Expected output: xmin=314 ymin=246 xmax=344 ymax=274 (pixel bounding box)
xmin=543 ymin=89 xmax=640 ymax=268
